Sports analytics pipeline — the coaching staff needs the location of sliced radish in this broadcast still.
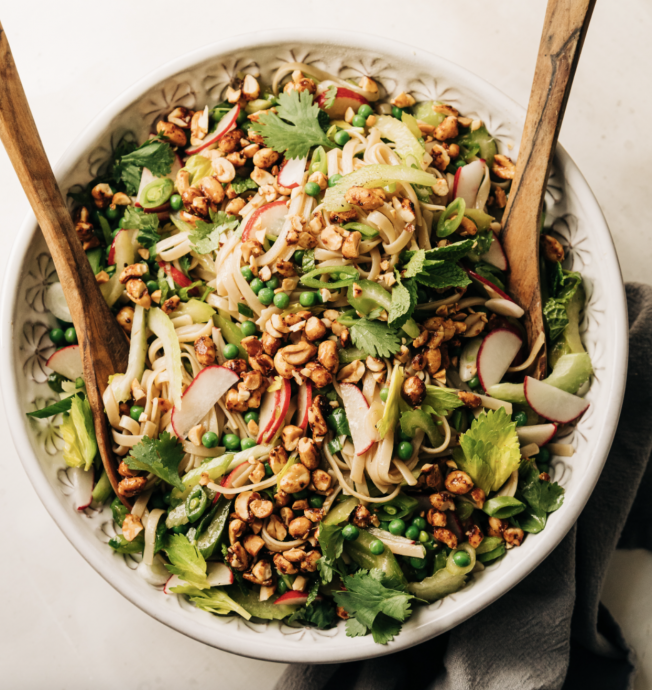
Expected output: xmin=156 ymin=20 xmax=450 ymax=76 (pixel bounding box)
xmin=339 ymin=383 xmax=375 ymax=456
xmin=158 ymin=260 xmax=193 ymax=288
xmin=137 ymin=556 xmax=170 ymax=586
xmin=459 ymin=336 xmax=483 ymax=383
xmin=367 ymin=528 xmax=426 ymax=558
xmin=524 ymin=377 xmax=590 ymax=424
xmin=241 ymin=200 xmax=289 ymax=242
xmin=476 ymin=328 xmax=523 ymax=391
xmin=453 ymin=159 xmax=485 ymax=207
xmin=220 ymin=461 xmax=250 ymax=491
xmin=274 ymin=590 xmax=322 ymax=606
xmin=47 ymin=345 xmax=83 ymax=381
xmin=485 ymin=298 xmax=525 ymax=318
xmin=186 ymin=105 xmax=240 ymax=155
xmin=480 ymin=235 xmax=508 ymax=271
xmin=70 ymin=466 xmax=94 ymax=511
xmin=516 ymin=423 xmax=558 ymax=447
xmin=316 ymin=87 xmax=368 ymax=119
xmin=171 ymin=365 xmax=239 ymax=438
xmin=206 ymin=562 xmax=234 ymax=586
xmin=277 ymin=156 xmax=307 ymax=189
xmin=45 ymin=282 xmax=72 ymax=323
xmin=164 ymin=574 xmax=183 ymax=594
xmin=108 ymin=228 xmax=136 ymax=267
xmin=257 ymin=379 xmax=292 ymax=444
xmin=466 ymin=269 xmax=515 ymax=303
xmin=296 ymin=381 xmax=313 ymax=431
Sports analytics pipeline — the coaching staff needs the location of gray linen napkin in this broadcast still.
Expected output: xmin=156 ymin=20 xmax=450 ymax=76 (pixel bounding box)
xmin=275 ymin=283 xmax=652 ymax=690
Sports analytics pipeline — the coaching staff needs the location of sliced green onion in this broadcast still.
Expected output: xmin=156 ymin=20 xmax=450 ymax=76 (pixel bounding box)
xmin=238 ymin=302 xmax=254 ymax=318
xmin=437 ymin=198 xmax=466 ymax=238
xmin=141 ymin=178 xmax=174 ymax=209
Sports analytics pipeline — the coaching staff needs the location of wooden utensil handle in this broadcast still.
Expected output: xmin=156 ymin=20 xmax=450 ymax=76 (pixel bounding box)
xmin=501 ymin=0 xmax=596 ymax=379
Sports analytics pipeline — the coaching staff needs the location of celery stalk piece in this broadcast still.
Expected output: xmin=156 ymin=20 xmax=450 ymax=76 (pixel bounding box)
xmin=214 ymin=313 xmax=248 ymax=360
xmin=549 ymin=284 xmax=586 ymax=367
xmin=487 ymin=352 xmax=593 ymax=404
xmin=148 ymin=307 xmax=183 ymax=408
xmin=91 ymin=469 xmax=113 ymax=503
xmin=172 ymin=298 xmax=216 ymax=323
xmin=323 ymin=164 xmax=439 ymax=212
xmin=407 ymin=544 xmax=476 ymax=601
xmin=344 ymin=529 xmax=407 ymax=590
xmin=412 ymin=101 xmax=447 ymax=128
xmin=347 ymin=280 xmax=420 ymax=338
xmin=322 ymin=496 xmax=359 ymax=525
xmin=170 ymin=453 xmax=233 ymax=503
xmin=61 ymin=395 xmax=97 ymax=470
xmin=112 ymin=304 xmax=148 ymax=403
xmin=375 ymin=115 xmax=425 ymax=168
xmin=377 ymin=365 xmax=404 ymax=439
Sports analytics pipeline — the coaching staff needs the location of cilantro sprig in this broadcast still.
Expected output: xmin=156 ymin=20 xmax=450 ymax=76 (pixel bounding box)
xmin=124 ymin=432 xmax=185 ymax=490
xmin=349 ymin=319 xmax=402 ymax=359
xmin=251 ymin=90 xmax=333 ymax=159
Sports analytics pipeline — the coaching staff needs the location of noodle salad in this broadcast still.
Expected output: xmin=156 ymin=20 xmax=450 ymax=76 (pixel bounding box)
xmin=31 ymin=63 xmax=593 ymax=643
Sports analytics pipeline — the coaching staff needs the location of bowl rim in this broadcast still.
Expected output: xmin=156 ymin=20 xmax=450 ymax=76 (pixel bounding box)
xmin=0 ymin=28 xmax=629 ymax=663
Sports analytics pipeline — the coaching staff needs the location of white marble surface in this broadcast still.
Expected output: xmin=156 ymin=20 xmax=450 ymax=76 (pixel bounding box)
xmin=1 ymin=2 xmax=651 ymax=688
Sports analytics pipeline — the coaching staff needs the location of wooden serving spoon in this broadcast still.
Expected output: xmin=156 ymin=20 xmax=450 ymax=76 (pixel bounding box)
xmin=0 ymin=23 xmax=132 ymax=507
xmin=501 ymin=0 xmax=596 ymax=380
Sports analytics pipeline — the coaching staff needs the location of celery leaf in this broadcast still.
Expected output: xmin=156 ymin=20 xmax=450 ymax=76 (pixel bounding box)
xmin=164 ymin=534 xmax=209 ymax=589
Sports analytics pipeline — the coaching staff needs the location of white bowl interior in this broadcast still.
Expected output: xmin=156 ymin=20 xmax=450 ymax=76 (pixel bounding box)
xmin=0 ymin=30 xmax=628 ymax=663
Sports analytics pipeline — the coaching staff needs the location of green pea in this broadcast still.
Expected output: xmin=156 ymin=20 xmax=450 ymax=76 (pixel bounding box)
xmin=468 ymin=375 xmax=481 ymax=389
xmin=309 ymin=495 xmax=324 ymax=509
xmin=380 ymin=521 xmax=391 ymax=531
xmin=75 ymin=377 xmax=84 ymax=388
xmin=538 ymin=447 xmax=551 ymax=465
xmin=351 ymin=114 xmax=367 ymax=128
xmin=240 ymin=320 xmax=256 ymax=337
xmin=514 ymin=411 xmax=528 ymax=427
xmin=258 ymin=287 xmax=274 ymax=306
xmin=357 ymin=104 xmax=373 ymax=119
xmin=266 ymin=276 xmax=281 ymax=290
xmin=243 ymin=410 xmax=259 ymax=425
xmin=369 ymin=539 xmax=385 ymax=555
xmin=241 ymin=266 xmax=254 ymax=282
xmin=273 ymin=292 xmax=290 ymax=309
xmin=277 ymin=578 xmax=288 ymax=594
xmin=170 ymin=194 xmax=183 ymax=211
xmin=250 ymin=278 xmax=264 ymax=294
xmin=201 ymin=431 xmax=218 ymax=448
xmin=398 ymin=441 xmax=413 ymax=460
xmin=418 ymin=530 xmax=430 ymax=543
xmin=409 ymin=556 xmax=425 ymax=569
xmin=398 ymin=429 xmax=412 ymax=442
xmin=222 ymin=434 xmax=241 ymax=451
xmin=411 ymin=517 xmax=426 ymax=531
xmin=241 ymin=438 xmax=256 ymax=451
xmin=452 ymin=550 xmax=471 ymax=567
xmin=299 ymin=291 xmax=316 ymax=307
xmin=392 ymin=106 xmax=404 ymax=119
xmin=293 ymin=250 xmax=305 ymax=264
xmin=64 ymin=327 xmax=77 ymax=344
xmin=334 ymin=130 xmax=350 ymax=146
xmin=49 ymin=328 xmax=65 ymax=345
xmin=342 ymin=524 xmax=360 ymax=541
xmin=328 ymin=174 xmax=342 ymax=187
xmin=304 ymin=181 xmax=321 ymax=197
xmin=223 ymin=343 xmax=239 ymax=360
xmin=264 ymin=462 xmax=274 ymax=477
xmin=292 ymin=489 xmax=309 ymax=500
xmin=388 ymin=519 xmax=406 ymax=536
xmin=105 ymin=205 xmax=121 ymax=222
xmin=130 ymin=405 xmax=144 ymax=421
xmin=146 ymin=280 xmax=159 ymax=293
xmin=379 ymin=387 xmax=389 ymax=402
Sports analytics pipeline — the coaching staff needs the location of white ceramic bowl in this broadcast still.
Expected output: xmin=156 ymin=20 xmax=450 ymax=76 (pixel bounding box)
xmin=0 ymin=30 xmax=628 ymax=664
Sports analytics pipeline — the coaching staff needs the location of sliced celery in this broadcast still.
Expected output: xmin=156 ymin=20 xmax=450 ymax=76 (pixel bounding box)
xmin=148 ymin=307 xmax=183 ymax=408
xmin=411 ymin=101 xmax=446 ymax=128
xmin=112 ymin=304 xmax=148 ymax=403
xmin=172 ymin=298 xmax=215 ymax=324
xmin=375 ymin=115 xmax=425 ymax=167
xmin=346 ymin=280 xmax=420 ymax=338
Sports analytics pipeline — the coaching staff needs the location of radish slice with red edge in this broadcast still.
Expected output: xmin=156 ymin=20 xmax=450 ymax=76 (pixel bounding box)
xmin=277 ymin=156 xmax=307 ymax=189
xmin=476 ymin=327 xmax=523 ymax=391
xmin=315 ymin=87 xmax=368 ymax=118
xmin=296 ymin=381 xmax=313 ymax=431
xmin=452 ymin=159 xmax=485 ymax=207
xmin=257 ymin=379 xmax=292 ymax=443
xmin=47 ymin=344 xmax=83 ymax=381
xmin=465 ymin=269 xmax=515 ymax=303
xmin=70 ymin=466 xmax=94 ymax=511
xmin=339 ymin=383 xmax=375 ymax=455
xmin=516 ymin=423 xmax=557 ymax=446
xmin=524 ymin=377 xmax=590 ymax=424
xmin=158 ymin=260 xmax=193 ymax=288
xmin=241 ymin=200 xmax=289 ymax=242
xmin=274 ymin=590 xmax=322 ymax=606
xmin=186 ymin=105 xmax=240 ymax=155
xmin=480 ymin=235 xmax=508 ymax=271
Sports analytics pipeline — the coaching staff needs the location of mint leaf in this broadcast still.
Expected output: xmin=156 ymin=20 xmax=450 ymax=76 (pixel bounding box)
xmin=474 ymin=261 xmax=506 ymax=290
xmin=415 ymin=261 xmax=471 ymax=290
xmin=188 ymin=211 xmax=239 ymax=255
xmin=404 ymin=239 xmax=474 ymax=264
xmin=349 ymin=319 xmax=402 ymax=359
xmin=388 ymin=275 xmax=417 ymax=329
xmin=163 ymin=534 xmax=209 ymax=589
xmin=543 ymin=263 xmax=583 ymax=340
xmin=251 ymin=90 xmax=333 ymax=159
xmin=402 ymin=249 xmax=426 ymax=278
xmin=125 ymin=431 xmax=185 ymax=490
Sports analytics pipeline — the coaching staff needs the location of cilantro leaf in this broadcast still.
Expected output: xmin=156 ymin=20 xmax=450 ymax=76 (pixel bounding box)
xmin=124 ymin=431 xmax=185 ymax=490
xmin=285 ymin=580 xmax=337 ymax=629
xmin=322 ymin=85 xmax=338 ymax=110
xmin=422 ymin=385 xmax=464 ymax=416
xmin=163 ymin=534 xmax=209 ymax=589
xmin=188 ymin=211 xmax=239 ymax=255
xmin=170 ymin=584 xmax=252 ymax=619
xmin=229 ymin=176 xmax=259 ymax=195
xmin=349 ymin=319 xmax=402 ymax=359
xmin=334 ymin=568 xmax=414 ymax=645
xmin=317 ymin=523 xmax=345 ymax=584
xmin=251 ymin=90 xmax=333 ymax=159
xmin=519 ymin=459 xmax=565 ymax=513
xmin=388 ymin=276 xmax=417 ymax=329
xmin=414 ymin=260 xmax=471 ymax=290
xmin=122 ymin=206 xmax=161 ymax=255
xmin=345 ymin=617 xmax=369 ymax=637
xmin=459 ymin=408 xmax=520 ymax=492
xmin=114 ymin=140 xmax=176 ymax=195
